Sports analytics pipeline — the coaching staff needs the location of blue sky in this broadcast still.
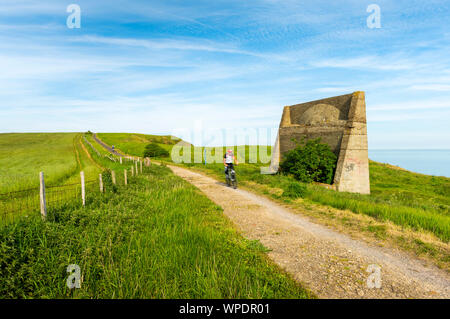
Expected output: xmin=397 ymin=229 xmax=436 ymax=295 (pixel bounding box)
xmin=0 ymin=0 xmax=449 ymax=149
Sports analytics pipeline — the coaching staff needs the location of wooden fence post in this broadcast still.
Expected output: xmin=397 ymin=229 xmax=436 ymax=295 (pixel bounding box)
xmin=120 ymin=157 xmax=122 ymax=164
xmin=99 ymin=174 xmax=103 ymax=193
xmin=111 ymin=171 xmax=116 ymax=185
xmin=131 ymin=166 xmax=134 ymax=176
xmin=124 ymin=169 xmax=128 ymax=185
xmin=39 ymin=172 xmax=47 ymax=220
xmin=140 ymin=160 xmax=143 ymax=174
xmin=80 ymin=171 xmax=85 ymax=206
xmin=135 ymin=161 xmax=138 ymax=175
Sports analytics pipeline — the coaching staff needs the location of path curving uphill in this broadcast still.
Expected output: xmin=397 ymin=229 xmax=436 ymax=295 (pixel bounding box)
xmin=92 ymin=133 xmax=124 ymax=157
xmin=169 ymin=165 xmax=450 ymax=299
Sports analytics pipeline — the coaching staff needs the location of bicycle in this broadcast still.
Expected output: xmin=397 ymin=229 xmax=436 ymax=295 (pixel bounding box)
xmin=225 ymin=164 xmax=238 ymax=189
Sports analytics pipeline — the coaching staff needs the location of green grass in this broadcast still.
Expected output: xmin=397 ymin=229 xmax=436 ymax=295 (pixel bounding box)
xmin=84 ymin=133 xmax=117 ymax=158
xmin=97 ymin=133 xmax=181 ymax=157
xmin=71 ymin=134 xmax=103 ymax=181
xmin=183 ymin=161 xmax=450 ymax=242
xmin=0 ymin=132 xmax=311 ymax=298
xmin=0 ymin=133 xmax=79 ymax=193
xmin=0 ymin=133 xmax=105 ymax=193
xmin=0 ymin=133 xmax=103 ymax=222
xmin=95 ymin=133 xmax=272 ymax=164
xmin=88 ymin=132 xmax=450 ymax=242
xmin=0 ymin=164 xmax=311 ymax=299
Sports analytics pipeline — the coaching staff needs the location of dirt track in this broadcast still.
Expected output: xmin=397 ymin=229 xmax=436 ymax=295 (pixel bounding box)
xmin=169 ymin=165 xmax=450 ymax=299
xmin=92 ymin=133 xmax=123 ymax=157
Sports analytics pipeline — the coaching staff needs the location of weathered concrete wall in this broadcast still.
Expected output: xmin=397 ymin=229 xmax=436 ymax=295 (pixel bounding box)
xmin=268 ymin=91 xmax=370 ymax=194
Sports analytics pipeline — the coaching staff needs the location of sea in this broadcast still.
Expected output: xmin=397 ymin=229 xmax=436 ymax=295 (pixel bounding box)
xmin=368 ymin=150 xmax=450 ymax=178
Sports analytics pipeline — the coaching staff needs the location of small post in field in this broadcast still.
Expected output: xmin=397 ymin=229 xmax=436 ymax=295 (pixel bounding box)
xmin=99 ymin=173 xmax=103 ymax=193
xmin=39 ymin=172 xmax=47 ymax=220
xmin=80 ymin=171 xmax=85 ymax=206
xmin=140 ymin=160 xmax=143 ymax=173
xmin=124 ymin=169 xmax=128 ymax=185
xmin=131 ymin=166 xmax=134 ymax=176
xmin=120 ymin=157 xmax=122 ymax=164
xmin=135 ymin=161 xmax=138 ymax=175
xmin=111 ymin=171 xmax=116 ymax=185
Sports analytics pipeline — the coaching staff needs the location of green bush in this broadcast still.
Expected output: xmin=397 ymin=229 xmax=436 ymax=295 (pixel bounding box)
xmin=101 ymin=170 xmax=117 ymax=193
xmin=283 ymin=182 xmax=309 ymax=199
xmin=280 ymin=138 xmax=337 ymax=184
xmin=143 ymin=143 xmax=169 ymax=158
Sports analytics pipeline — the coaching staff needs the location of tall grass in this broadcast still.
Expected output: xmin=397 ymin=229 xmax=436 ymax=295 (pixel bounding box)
xmin=97 ymin=133 xmax=179 ymax=157
xmin=0 ymin=134 xmax=106 ymax=222
xmin=0 ymin=164 xmax=310 ymax=299
xmin=182 ymin=162 xmax=450 ymax=242
xmin=0 ymin=133 xmax=79 ymax=193
xmin=84 ymin=133 xmax=114 ymax=157
xmin=308 ymin=185 xmax=450 ymax=241
xmin=96 ymin=133 xmax=273 ymax=164
xmin=95 ymin=133 xmax=450 ymax=241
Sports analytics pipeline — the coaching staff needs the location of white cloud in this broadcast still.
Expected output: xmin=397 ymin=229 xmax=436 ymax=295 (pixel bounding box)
xmin=70 ymin=35 xmax=253 ymax=56
xmin=408 ymin=84 xmax=450 ymax=91
xmin=0 ymin=1 xmax=62 ymax=16
xmin=311 ymin=56 xmax=418 ymax=71
xmin=369 ymin=100 xmax=450 ymax=111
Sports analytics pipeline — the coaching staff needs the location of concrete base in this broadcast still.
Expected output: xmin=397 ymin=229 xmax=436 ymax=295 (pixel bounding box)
xmin=268 ymin=91 xmax=370 ymax=194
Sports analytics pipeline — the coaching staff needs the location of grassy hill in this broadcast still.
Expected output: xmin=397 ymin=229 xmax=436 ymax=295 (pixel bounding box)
xmin=95 ymin=132 xmax=449 ymax=268
xmin=96 ymin=133 xmax=273 ymax=163
xmin=0 ymin=133 xmax=311 ymax=298
xmin=184 ymin=161 xmax=450 ymax=240
xmin=0 ymin=133 xmax=102 ymax=193
xmin=96 ymin=133 xmax=182 ymax=158
xmin=2 ymin=131 xmax=448 ymax=297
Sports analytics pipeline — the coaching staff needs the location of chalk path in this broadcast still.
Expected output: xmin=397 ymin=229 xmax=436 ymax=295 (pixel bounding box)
xmin=169 ymin=165 xmax=450 ymax=299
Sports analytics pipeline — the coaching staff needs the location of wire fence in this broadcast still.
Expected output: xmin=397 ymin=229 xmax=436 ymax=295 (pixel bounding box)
xmin=0 ymin=167 xmax=148 ymax=223
xmin=83 ymin=135 xmax=101 ymax=157
xmin=83 ymin=135 xmax=119 ymax=163
xmin=0 ymin=179 xmax=98 ymax=223
xmin=46 ymin=181 xmax=89 ymax=210
xmin=0 ymin=187 xmax=40 ymax=222
xmin=1 ymin=140 xmax=153 ymax=223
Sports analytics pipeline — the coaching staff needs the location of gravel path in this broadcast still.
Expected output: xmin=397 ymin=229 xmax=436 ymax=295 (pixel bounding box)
xmin=169 ymin=165 xmax=450 ymax=299
xmin=92 ymin=133 xmax=123 ymax=157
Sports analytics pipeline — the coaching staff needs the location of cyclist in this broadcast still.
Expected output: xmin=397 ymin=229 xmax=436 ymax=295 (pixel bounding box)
xmin=223 ymin=149 xmax=238 ymax=180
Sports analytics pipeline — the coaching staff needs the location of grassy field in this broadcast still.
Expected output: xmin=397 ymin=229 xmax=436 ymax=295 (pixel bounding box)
xmin=84 ymin=133 xmax=116 ymax=158
xmin=0 ymin=133 xmax=104 ymax=223
xmin=0 ymin=141 xmax=311 ymax=298
xmin=96 ymin=133 xmax=181 ymax=157
xmin=97 ymin=134 xmax=272 ymax=164
xmin=0 ymin=133 xmax=79 ymax=193
xmin=2 ymin=131 xmax=447 ymax=298
xmin=0 ymin=133 xmax=105 ymax=193
xmin=68 ymin=134 xmax=103 ymax=182
xmin=86 ymin=133 xmax=450 ymax=243
xmin=93 ymin=133 xmax=450 ymax=239
xmin=182 ymin=161 xmax=450 ymax=242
